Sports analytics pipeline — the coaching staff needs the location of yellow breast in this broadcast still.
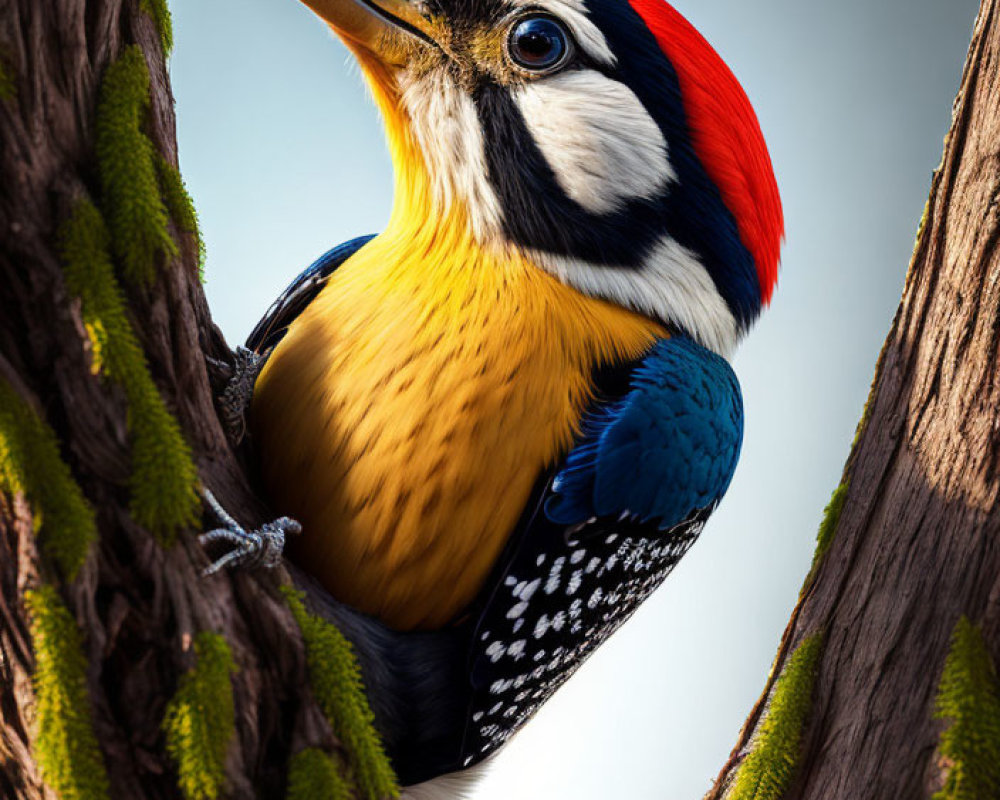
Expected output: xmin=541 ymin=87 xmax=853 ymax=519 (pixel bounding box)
xmin=251 ymin=209 xmax=663 ymax=630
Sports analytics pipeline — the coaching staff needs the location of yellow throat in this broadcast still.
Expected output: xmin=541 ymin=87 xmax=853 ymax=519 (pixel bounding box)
xmin=250 ymin=57 xmax=664 ymax=630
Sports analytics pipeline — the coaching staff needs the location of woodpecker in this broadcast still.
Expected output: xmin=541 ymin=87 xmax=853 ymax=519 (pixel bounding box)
xmin=211 ymin=0 xmax=782 ymax=793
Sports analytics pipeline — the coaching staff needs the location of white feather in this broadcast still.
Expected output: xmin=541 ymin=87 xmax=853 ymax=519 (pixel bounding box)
xmin=399 ymin=68 xmax=504 ymax=239
xmin=536 ymin=237 xmax=740 ymax=356
xmin=401 ymin=759 xmax=493 ymax=800
xmin=515 ymin=70 xmax=674 ymax=214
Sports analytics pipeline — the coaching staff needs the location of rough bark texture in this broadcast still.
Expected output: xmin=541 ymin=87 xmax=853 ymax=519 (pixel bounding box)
xmin=0 ymin=2 xmax=344 ymax=798
xmin=709 ymin=2 xmax=1000 ymax=798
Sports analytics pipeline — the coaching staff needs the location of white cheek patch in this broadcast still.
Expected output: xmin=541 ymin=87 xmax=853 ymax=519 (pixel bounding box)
xmin=399 ymin=68 xmax=504 ymax=238
xmin=514 ymin=71 xmax=674 ymax=215
xmin=535 ymin=237 xmax=740 ymax=356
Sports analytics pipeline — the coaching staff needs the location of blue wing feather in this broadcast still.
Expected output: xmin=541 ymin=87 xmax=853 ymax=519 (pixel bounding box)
xmin=546 ymin=336 xmax=743 ymax=530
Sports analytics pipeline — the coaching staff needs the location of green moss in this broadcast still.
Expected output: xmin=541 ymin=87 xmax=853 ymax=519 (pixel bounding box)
xmin=287 ymin=748 xmax=353 ymax=800
xmin=851 ymin=377 xmax=877 ymax=450
xmin=96 ymin=46 xmax=177 ymax=285
xmin=163 ymin=632 xmax=238 ymax=800
xmin=805 ymin=483 xmax=849 ymax=584
xmin=59 ymin=199 xmax=138 ymax=376
xmin=139 ymin=0 xmax=174 ymax=55
xmin=156 ymin=155 xmax=206 ymax=281
xmin=912 ymin=197 xmax=932 ymax=260
xmin=125 ymin=376 xmax=201 ymax=539
xmin=0 ymin=380 xmax=98 ymax=579
xmin=25 ymin=585 xmax=110 ymax=800
xmin=932 ymin=617 xmax=1000 ymax=799
xmin=727 ymin=632 xmax=824 ymax=800
xmin=59 ymin=199 xmax=199 ymax=541
xmin=852 ymin=404 xmax=870 ymax=450
xmin=282 ymin=587 xmax=399 ymax=800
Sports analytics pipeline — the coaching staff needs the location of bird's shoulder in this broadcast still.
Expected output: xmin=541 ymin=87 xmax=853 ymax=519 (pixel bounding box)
xmin=245 ymin=234 xmax=376 ymax=354
xmin=547 ymin=335 xmax=744 ymax=529
xmin=453 ymin=335 xmax=743 ymax=772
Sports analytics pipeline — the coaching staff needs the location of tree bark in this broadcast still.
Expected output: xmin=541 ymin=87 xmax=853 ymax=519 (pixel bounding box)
xmin=0 ymin=3 xmax=346 ymax=798
xmin=709 ymin=1 xmax=1000 ymax=797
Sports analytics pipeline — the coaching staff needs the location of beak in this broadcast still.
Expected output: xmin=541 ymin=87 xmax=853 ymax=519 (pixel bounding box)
xmin=300 ymin=0 xmax=437 ymax=63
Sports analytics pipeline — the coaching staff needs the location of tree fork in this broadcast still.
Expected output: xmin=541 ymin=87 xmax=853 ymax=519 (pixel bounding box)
xmin=709 ymin=2 xmax=1000 ymax=798
xmin=0 ymin=3 xmax=392 ymax=798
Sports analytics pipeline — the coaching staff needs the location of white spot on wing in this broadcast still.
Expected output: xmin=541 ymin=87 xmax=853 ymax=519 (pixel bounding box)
xmin=520 ymin=578 xmax=541 ymax=601
xmin=507 ymin=601 xmax=529 ymax=619
xmin=485 ymin=641 xmax=506 ymax=662
xmin=545 ymin=557 xmax=565 ymax=594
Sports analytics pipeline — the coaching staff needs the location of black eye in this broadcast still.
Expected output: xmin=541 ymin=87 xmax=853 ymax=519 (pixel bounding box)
xmin=507 ymin=16 xmax=572 ymax=72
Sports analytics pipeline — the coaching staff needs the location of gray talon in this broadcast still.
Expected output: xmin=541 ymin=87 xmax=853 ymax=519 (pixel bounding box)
xmin=199 ymin=488 xmax=301 ymax=576
xmin=216 ymin=345 xmax=264 ymax=443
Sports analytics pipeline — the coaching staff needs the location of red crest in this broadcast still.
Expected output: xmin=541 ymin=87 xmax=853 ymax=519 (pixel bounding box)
xmin=627 ymin=0 xmax=784 ymax=302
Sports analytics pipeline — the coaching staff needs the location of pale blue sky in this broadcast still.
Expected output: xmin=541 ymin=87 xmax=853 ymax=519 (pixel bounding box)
xmin=171 ymin=1 xmax=978 ymax=796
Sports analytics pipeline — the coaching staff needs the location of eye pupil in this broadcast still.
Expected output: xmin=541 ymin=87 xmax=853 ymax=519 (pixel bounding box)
xmin=519 ymin=31 xmax=554 ymax=58
xmin=509 ymin=17 xmax=569 ymax=71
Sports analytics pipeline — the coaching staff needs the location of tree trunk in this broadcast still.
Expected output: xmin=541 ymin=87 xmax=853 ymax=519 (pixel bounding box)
xmin=709 ymin=1 xmax=1000 ymax=798
xmin=0 ymin=3 xmax=380 ymax=799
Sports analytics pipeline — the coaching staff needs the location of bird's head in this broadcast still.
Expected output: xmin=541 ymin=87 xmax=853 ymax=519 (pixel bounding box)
xmin=301 ymin=0 xmax=783 ymax=354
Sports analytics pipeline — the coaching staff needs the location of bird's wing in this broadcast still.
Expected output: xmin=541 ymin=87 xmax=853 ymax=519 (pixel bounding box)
xmin=453 ymin=335 xmax=743 ymax=775
xmin=245 ymin=234 xmax=376 ymax=353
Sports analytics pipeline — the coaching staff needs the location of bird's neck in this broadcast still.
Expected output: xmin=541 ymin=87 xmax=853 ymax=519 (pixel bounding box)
xmin=251 ymin=63 xmax=669 ymax=628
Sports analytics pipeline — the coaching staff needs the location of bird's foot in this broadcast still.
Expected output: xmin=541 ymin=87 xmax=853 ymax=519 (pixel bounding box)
xmin=207 ymin=345 xmax=264 ymax=443
xmin=198 ymin=488 xmax=301 ymax=576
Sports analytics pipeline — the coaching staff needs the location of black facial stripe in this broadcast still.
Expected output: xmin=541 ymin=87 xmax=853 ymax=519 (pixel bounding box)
xmin=475 ymin=80 xmax=669 ymax=268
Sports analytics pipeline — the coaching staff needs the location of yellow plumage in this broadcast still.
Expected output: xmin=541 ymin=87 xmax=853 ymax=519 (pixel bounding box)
xmin=250 ymin=53 xmax=664 ymax=630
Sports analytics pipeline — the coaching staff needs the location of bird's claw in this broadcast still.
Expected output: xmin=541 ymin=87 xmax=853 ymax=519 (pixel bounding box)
xmin=198 ymin=488 xmax=301 ymax=576
xmin=211 ymin=345 xmax=264 ymax=444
